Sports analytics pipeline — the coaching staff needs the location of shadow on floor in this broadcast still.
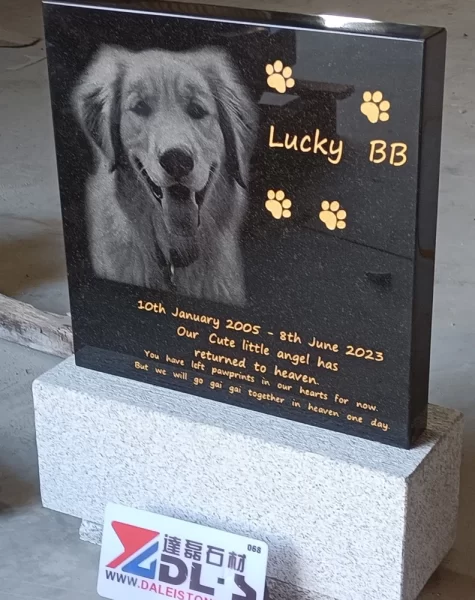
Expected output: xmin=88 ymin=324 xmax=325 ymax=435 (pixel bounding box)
xmin=0 ymin=462 xmax=39 ymax=511
xmin=0 ymin=217 xmax=66 ymax=298
xmin=421 ymin=566 xmax=475 ymax=598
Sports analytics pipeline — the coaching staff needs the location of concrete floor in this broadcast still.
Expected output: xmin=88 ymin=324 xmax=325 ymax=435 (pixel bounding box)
xmin=1 ymin=0 xmax=475 ymax=597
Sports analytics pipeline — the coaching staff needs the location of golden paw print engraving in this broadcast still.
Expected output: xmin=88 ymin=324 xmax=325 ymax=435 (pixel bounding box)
xmin=319 ymin=201 xmax=346 ymax=231
xmin=266 ymin=60 xmax=295 ymax=94
xmin=361 ymin=91 xmax=391 ymax=123
xmin=266 ymin=189 xmax=292 ymax=219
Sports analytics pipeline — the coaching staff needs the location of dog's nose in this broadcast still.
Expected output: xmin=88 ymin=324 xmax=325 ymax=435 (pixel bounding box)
xmin=160 ymin=149 xmax=194 ymax=180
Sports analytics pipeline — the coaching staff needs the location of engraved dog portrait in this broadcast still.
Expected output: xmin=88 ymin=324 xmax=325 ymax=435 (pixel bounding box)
xmin=73 ymin=45 xmax=258 ymax=305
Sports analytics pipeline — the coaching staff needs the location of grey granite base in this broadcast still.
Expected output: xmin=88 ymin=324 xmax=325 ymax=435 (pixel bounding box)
xmin=33 ymin=357 xmax=463 ymax=600
xmin=78 ymin=519 xmax=102 ymax=545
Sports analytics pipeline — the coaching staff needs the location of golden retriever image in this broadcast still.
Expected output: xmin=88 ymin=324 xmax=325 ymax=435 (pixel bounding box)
xmin=73 ymin=45 xmax=258 ymax=305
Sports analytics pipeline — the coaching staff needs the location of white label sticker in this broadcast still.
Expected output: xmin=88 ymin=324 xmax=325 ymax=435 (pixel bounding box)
xmin=98 ymin=503 xmax=268 ymax=600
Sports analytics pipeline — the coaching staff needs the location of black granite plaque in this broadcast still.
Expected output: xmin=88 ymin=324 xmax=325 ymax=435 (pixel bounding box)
xmin=44 ymin=0 xmax=446 ymax=447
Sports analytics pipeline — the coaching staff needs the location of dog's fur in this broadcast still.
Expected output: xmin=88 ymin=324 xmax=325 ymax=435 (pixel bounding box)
xmin=73 ymin=45 xmax=257 ymax=305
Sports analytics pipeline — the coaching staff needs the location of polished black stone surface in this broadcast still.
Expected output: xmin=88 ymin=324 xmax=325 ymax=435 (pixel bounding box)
xmin=44 ymin=0 xmax=446 ymax=447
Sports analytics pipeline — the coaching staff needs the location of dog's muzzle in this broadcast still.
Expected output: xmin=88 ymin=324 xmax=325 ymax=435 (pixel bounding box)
xmin=135 ymin=158 xmax=213 ymax=269
xmin=134 ymin=157 xmax=208 ymax=209
xmin=135 ymin=158 xmax=163 ymax=203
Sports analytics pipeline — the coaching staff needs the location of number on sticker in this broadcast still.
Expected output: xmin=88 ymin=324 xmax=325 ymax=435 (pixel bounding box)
xmin=226 ymin=319 xmax=261 ymax=335
xmin=346 ymin=346 xmax=384 ymax=361
xmin=247 ymin=544 xmax=262 ymax=553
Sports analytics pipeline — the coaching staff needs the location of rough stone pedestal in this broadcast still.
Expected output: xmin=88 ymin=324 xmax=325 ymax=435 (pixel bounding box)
xmin=33 ymin=357 xmax=463 ymax=600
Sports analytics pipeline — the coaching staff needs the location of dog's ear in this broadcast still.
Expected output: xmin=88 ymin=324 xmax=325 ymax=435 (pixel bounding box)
xmin=195 ymin=49 xmax=258 ymax=188
xmin=73 ymin=45 xmax=129 ymax=171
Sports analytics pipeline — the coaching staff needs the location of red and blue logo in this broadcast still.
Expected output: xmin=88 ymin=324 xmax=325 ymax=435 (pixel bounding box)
xmin=107 ymin=521 xmax=160 ymax=580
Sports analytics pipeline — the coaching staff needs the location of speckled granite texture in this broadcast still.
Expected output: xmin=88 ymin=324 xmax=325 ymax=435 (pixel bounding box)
xmin=34 ymin=357 xmax=463 ymax=600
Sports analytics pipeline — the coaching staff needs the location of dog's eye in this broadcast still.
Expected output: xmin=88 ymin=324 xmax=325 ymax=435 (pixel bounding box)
xmin=131 ymin=100 xmax=152 ymax=117
xmin=187 ymin=102 xmax=209 ymax=120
